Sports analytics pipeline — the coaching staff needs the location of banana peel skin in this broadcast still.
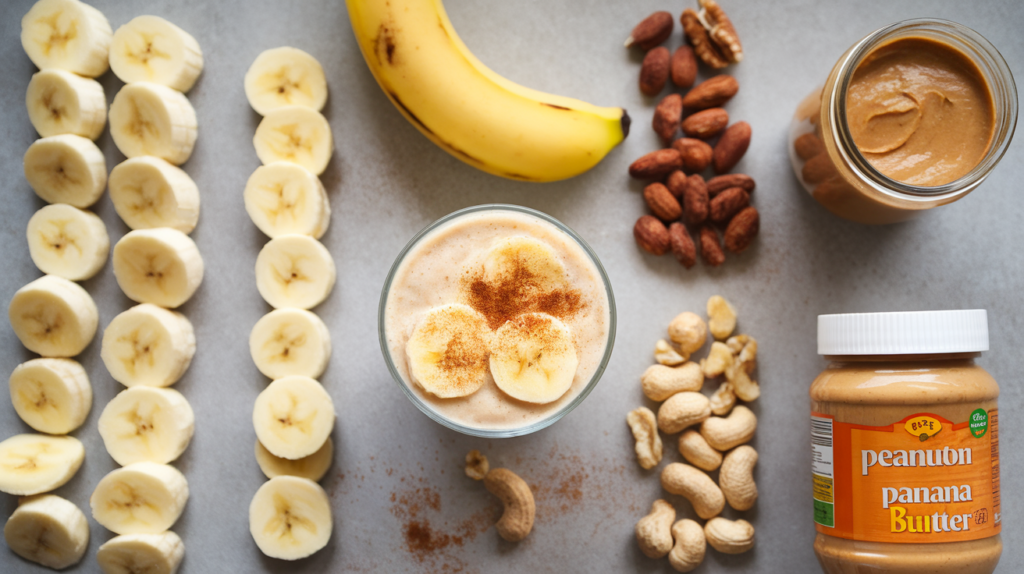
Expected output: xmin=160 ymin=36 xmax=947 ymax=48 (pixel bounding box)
xmin=347 ymin=0 xmax=629 ymax=182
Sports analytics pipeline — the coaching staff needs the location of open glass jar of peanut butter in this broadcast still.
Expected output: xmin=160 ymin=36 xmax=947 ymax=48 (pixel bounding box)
xmin=790 ymin=19 xmax=1017 ymax=224
xmin=811 ymin=310 xmax=1001 ymax=574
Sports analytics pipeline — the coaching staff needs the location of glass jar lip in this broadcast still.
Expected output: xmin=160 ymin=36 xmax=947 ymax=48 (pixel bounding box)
xmin=377 ymin=203 xmax=617 ymax=439
xmin=830 ymin=17 xmax=1018 ymax=202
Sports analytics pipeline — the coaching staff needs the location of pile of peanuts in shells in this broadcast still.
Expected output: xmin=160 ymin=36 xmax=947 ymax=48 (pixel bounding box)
xmin=625 ymin=2 xmax=760 ymax=269
xmin=628 ymin=295 xmax=760 ymax=571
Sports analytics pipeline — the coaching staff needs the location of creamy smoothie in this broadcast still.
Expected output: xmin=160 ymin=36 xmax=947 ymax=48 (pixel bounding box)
xmin=383 ymin=207 xmax=612 ymax=432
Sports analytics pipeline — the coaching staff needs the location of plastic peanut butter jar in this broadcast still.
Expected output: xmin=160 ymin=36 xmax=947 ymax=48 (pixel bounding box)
xmin=810 ymin=310 xmax=1001 ymax=573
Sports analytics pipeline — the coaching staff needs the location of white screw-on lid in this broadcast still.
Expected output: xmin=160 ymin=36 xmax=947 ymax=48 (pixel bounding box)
xmin=818 ymin=310 xmax=988 ymax=355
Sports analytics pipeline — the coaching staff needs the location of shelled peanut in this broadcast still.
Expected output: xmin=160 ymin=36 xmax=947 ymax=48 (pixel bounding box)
xmin=626 ymin=1 xmax=759 ymax=270
xmin=626 ymin=296 xmax=760 ymax=570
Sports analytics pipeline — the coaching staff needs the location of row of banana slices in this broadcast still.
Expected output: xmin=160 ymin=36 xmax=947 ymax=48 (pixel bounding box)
xmin=6 ymin=1 xmax=110 ymax=570
xmin=6 ymin=1 xmax=208 ymax=572
xmin=405 ymin=237 xmax=581 ymax=404
xmin=243 ymin=48 xmax=337 ymax=561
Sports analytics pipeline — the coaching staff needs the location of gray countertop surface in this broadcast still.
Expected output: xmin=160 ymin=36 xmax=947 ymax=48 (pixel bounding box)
xmin=1 ymin=0 xmax=1022 ymax=572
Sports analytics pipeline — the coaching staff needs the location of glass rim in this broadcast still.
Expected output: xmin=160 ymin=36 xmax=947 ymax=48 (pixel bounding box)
xmin=829 ymin=17 xmax=1018 ymax=202
xmin=377 ymin=203 xmax=617 ymax=438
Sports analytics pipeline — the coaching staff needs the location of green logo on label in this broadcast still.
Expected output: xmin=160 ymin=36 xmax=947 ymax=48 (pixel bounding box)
xmin=969 ymin=408 xmax=988 ymax=438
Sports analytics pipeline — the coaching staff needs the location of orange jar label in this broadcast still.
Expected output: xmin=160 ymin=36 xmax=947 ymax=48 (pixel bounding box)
xmin=812 ymin=409 xmax=1000 ymax=543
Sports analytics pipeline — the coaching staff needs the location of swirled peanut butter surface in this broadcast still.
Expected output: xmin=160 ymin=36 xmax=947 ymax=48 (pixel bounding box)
xmin=846 ymin=38 xmax=995 ymax=186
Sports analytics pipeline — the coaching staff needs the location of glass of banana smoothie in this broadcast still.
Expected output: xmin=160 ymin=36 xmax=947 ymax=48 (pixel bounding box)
xmin=380 ymin=204 xmax=615 ymax=438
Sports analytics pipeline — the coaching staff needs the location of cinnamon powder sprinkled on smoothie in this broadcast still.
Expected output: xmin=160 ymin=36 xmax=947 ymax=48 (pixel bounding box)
xmin=465 ymin=258 xmax=583 ymax=330
xmin=435 ymin=331 xmax=489 ymax=391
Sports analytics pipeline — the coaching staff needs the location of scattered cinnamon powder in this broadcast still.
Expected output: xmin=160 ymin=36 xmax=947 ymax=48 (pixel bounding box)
xmin=390 ymin=484 xmax=498 ymax=570
xmin=464 ymin=257 xmax=583 ymax=330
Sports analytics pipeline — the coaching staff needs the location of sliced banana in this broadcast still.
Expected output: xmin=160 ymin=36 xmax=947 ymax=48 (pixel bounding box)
xmin=109 ymin=82 xmax=198 ymax=165
xmin=0 ymin=434 xmax=84 ymax=496
xmin=405 ymin=304 xmax=492 ymax=398
xmin=26 ymin=69 xmax=106 ymax=139
xmin=489 ymin=312 xmax=579 ymax=404
xmin=97 ymin=532 xmax=184 ymax=574
xmin=23 ymin=133 xmax=106 ymax=208
xmin=482 ymin=236 xmax=567 ymax=289
xmin=110 ymin=15 xmax=203 ymax=93
xmin=249 ymin=308 xmax=331 ymax=380
xmin=112 ymin=228 xmax=204 ymax=309
xmin=244 ymin=162 xmax=330 ymax=239
xmin=97 ymin=527 xmax=184 ymax=572
xmin=21 ymin=0 xmax=112 ymax=77
xmin=249 ymin=475 xmax=332 ymax=560
xmin=9 ymin=275 xmax=98 ymax=358
xmin=253 ymin=375 xmax=335 ymax=460
xmin=9 ymin=358 xmax=92 ymax=435
xmin=254 ymin=234 xmax=335 ymax=310
xmin=101 ymin=303 xmax=196 ymax=388
xmin=98 ymin=386 xmax=195 ymax=466
xmin=245 ymin=47 xmax=327 ymax=115
xmin=109 ymin=157 xmax=200 ymax=233
xmin=26 ymin=203 xmax=109 ymax=281
xmin=253 ymin=105 xmax=333 ymax=175
xmin=4 ymin=494 xmax=89 ymax=570
xmin=91 ymin=462 xmax=188 ymax=535
xmin=255 ymin=437 xmax=332 ymax=482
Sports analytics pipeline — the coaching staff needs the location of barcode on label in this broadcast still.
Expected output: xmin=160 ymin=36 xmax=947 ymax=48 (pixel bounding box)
xmin=811 ymin=414 xmax=835 ymax=527
xmin=811 ymin=416 xmax=833 ymax=447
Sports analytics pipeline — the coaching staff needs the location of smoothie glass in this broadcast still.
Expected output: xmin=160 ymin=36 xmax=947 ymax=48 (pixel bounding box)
xmin=379 ymin=204 xmax=616 ymax=438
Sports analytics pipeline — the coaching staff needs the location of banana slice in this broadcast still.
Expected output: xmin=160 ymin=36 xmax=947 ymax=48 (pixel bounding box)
xmin=23 ymin=133 xmax=106 ymax=208
xmin=405 ymin=304 xmax=492 ymax=398
xmin=489 ymin=312 xmax=579 ymax=404
xmin=26 ymin=203 xmax=109 ymax=281
xmin=112 ymin=228 xmax=204 ymax=309
xmin=9 ymin=358 xmax=92 ymax=435
xmin=98 ymin=386 xmax=195 ymax=466
xmin=482 ymin=236 xmax=567 ymax=288
xmin=244 ymin=162 xmax=330 ymax=239
xmin=109 ymin=82 xmax=198 ymax=166
xmin=21 ymin=0 xmax=112 ymax=77
xmin=255 ymin=437 xmax=333 ymax=482
xmin=110 ymin=15 xmax=203 ymax=93
xmin=249 ymin=475 xmax=332 ymax=560
xmin=26 ymin=69 xmax=106 ymax=139
xmin=91 ymin=462 xmax=188 ymax=535
xmin=253 ymin=375 xmax=335 ymax=460
xmin=4 ymin=494 xmax=89 ymax=570
xmin=253 ymin=105 xmax=333 ymax=175
xmin=97 ymin=532 xmax=184 ymax=574
xmin=254 ymin=234 xmax=335 ymax=310
xmin=244 ymin=47 xmax=328 ymax=115
xmin=249 ymin=308 xmax=331 ymax=380
xmin=101 ymin=303 xmax=196 ymax=388
xmin=9 ymin=275 xmax=98 ymax=358
xmin=0 ymin=434 xmax=84 ymax=496
xmin=109 ymin=157 xmax=201 ymax=234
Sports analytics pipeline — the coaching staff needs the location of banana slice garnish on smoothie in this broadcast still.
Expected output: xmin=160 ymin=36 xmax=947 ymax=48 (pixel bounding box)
xmin=489 ymin=312 xmax=579 ymax=404
xmin=482 ymin=236 xmax=567 ymax=291
xmin=406 ymin=304 xmax=492 ymax=399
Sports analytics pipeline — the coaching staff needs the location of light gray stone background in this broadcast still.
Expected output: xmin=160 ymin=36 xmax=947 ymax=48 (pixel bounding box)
xmin=1 ymin=0 xmax=1021 ymax=571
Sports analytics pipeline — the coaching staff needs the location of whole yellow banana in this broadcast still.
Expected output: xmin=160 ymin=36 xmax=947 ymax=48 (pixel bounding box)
xmin=346 ymin=0 xmax=630 ymax=182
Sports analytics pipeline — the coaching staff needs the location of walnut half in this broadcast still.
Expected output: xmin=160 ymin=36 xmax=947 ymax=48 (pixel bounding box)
xmin=681 ymin=0 xmax=743 ymax=69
